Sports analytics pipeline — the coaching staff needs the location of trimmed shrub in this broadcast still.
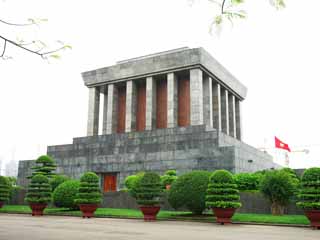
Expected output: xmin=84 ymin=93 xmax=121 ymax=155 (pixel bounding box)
xmin=297 ymin=167 xmax=320 ymax=210
xmin=136 ymin=172 xmax=162 ymax=206
xmin=29 ymin=155 xmax=57 ymax=179
xmin=75 ymin=172 xmax=102 ymax=205
xmin=161 ymin=170 xmax=178 ymax=189
xmin=0 ymin=176 xmax=10 ymax=203
xmin=53 ymin=180 xmax=80 ymax=209
xmin=168 ymin=170 xmax=210 ymax=214
xmin=234 ymin=173 xmax=261 ymax=191
xmin=25 ymin=175 xmax=51 ymax=204
xmin=206 ymin=170 xmax=241 ymax=209
xmin=124 ymin=172 xmax=144 ymax=198
xmin=260 ymin=170 xmax=295 ymax=215
xmin=280 ymin=168 xmax=300 ymax=190
xmin=50 ymin=175 xmax=70 ymax=191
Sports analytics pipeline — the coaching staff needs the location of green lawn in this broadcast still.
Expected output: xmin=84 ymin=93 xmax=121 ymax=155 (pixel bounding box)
xmin=0 ymin=205 xmax=309 ymax=225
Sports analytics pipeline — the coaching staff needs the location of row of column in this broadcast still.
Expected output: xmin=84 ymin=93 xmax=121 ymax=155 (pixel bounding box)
xmin=87 ymin=68 xmax=242 ymax=140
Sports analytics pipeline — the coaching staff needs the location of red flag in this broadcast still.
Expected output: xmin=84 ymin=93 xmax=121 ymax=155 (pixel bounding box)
xmin=275 ymin=137 xmax=291 ymax=152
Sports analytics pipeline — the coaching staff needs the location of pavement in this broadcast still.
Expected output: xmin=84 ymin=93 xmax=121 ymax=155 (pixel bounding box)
xmin=0 ymin=214 xmax=318 ymax=240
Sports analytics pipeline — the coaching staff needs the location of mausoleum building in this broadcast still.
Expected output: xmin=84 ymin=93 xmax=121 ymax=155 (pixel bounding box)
xmin=17 ymin=47 xmax=279 ymax=191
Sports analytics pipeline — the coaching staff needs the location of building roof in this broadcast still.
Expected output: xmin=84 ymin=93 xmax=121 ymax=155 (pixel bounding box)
xmin=82 ymin=47 xmax=247 ymax=99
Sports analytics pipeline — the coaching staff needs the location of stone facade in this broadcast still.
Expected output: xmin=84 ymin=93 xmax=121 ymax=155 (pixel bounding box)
xmin=17 ymin=47 xmax=280 ymax=188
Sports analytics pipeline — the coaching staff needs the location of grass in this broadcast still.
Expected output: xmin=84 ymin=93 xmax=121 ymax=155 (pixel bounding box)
xmin=0 ymin=205 xmax=309 ymax=225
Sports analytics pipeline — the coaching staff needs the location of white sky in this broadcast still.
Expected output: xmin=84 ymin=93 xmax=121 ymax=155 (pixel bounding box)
xmin=0 ymin=0 xmax=320 ymax=173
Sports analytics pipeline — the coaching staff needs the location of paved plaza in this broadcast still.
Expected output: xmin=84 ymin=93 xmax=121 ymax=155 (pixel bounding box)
xmin=0 ymin=214 xmax=318 ymax=240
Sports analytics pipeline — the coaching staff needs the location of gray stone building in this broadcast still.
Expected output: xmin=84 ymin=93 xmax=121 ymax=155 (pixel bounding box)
xmin=17 ymin=47 xmax=280 ymax=191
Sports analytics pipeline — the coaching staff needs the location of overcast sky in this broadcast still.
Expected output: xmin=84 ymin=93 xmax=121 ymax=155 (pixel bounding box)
xmin=0 ymin=0 xmax=319 ymax=173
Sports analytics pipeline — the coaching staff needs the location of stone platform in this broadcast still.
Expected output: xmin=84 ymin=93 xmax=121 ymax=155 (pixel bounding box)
xmin=17 ymin=125 xmax=278 ymax=187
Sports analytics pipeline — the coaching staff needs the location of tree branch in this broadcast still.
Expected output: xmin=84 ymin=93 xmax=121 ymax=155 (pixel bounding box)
xmin=221 ymin=0 xmax=226 ymax=14
xmin=1 ymin=39 xmax=7 ymax=57
xmin=0 ymin=35 xmax=66 ymax=58
xmin=0 ymin=19 xmax=34 ymax=27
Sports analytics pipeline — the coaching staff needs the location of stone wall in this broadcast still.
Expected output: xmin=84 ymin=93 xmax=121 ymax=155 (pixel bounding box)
xmin=17 ymin=125 xmax=278 ymax=188
xmin=9 ymin=190 xmax=303 ymax=215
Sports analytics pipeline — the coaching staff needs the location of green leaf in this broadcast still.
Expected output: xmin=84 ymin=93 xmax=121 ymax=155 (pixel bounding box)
xmin=214 ymin=15 xmax=223 ymax=25
xmin=231 ymin=0 xmax=244 ymax=5
xmin=63 ymin=45 xmax=72 ymax=50
xmin=49 ymin=54 xmax=61 ymax=59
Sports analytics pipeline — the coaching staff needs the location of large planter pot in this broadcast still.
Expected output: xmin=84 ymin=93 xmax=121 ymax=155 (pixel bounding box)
xmin=79 ymin=204 xmax=98 ymax=218
xmin=30 ymin=203 xmax=47 ymax=216
xmin=0 ymin=201 xmax=4 ymax=208
xmin=140 ymin=206 xmax=161 ymax=221
xmin=212 ymin=208 xmax=237 ymax=225
xmin=305 ymin=210 xmax=320 ymax=229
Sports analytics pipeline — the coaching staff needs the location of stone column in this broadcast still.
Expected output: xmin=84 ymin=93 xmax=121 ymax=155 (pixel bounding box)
xmin=203 ymin=76 xmax=213 ymax=127
xmin=125 ymin=80 xmax=137 ymax=132
xmin=145 ymin=76 xmax=156 ymax=130
xmin=87 ymin=87 xmax=100 ymax=136
xmin=102 ymin=86 xmax=108 ymax=135
xmin=212 ymin=82 xmax=221 ymax=131
xmin=167 ymin=72 xmax=178 ymax=128
xmin=228 ymin=94 xmax=236 ymax=138
xmin=221 ymin=88 xmax=229 ymax=135
xmin=106 ymin=84 xmax=118 ymax=134
xmin=235 ymin=98 xmax=242 ymax=140
xmin=190 ymin=68 xmax=204 ymax=125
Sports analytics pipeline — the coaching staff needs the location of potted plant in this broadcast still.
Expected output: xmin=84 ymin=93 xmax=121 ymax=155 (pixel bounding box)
xmin=161 ymin=170 xmax=177 ymax=190
xmin=0 ymin=176 xmax=10 ymax=208
xmin=25 ymin=174 xmax=51 ymax=216
xmin=206 ymin=170 xmax=241 ymax=224
xmin=136 ymin=172 xmax=162 ymax=221
xmin=75 ymin=172 xmax=102 ymax=218
xmin=297 ymin=167 xmax=320 ymax=229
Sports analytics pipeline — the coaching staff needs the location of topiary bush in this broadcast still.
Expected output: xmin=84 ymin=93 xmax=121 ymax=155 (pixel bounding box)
xmin=29 ymin=155 xmax=57 ymax=179
xmin=280 ymin=168 xmax=300 ymax=194
xmin=50 ymin=174 xmax=70 ymax=191
xmin=161 ymin=170 xmax=178 ymax=189
xmin=206 ymin=170 xmax=241 ymax=209
xmin=53 ymin=180 xmax=80 ymax=209
xmin=124 ymin=172 xmax=144 ymax=198
xmin=168 ymin=170 xmax=211 ymax=214
xmin=25 ymin=174 xmax=51 ymax=204
xmin=260 ymin=170 xmax=295 ymax=215
xmin=135 ymin=172 xmax=162 ymax=206
xmin=74 ymin=172 xmax=102 ymax=205
xmin=234 ymin=173 xmax=262 ymax=191
xmin=0 ymin=176 xmax=10 ymax=204
xmin=297 ymin=167 xmax=320 ymax=210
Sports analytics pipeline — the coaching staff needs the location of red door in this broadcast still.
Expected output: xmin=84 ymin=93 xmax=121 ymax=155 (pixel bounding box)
xmin=104 ymin=175 xmax=117 ymax=192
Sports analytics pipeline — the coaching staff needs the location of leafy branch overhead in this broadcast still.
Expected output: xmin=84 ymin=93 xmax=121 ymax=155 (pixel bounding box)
xmin=209 ymin=0 xmax=285 ymax=32
xmin=0 ymin=17 xmax=71 ymax=60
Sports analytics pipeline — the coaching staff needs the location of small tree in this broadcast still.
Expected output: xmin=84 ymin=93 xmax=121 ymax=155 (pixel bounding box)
xmin=124 ymin=172 xmax=145 ymax=198
xmin=161 ymin=170 xmax=178 ymax=189
xmin=25 ymin=174 xmax=51 ymax=204
xmin=260 ymin=170 xmax=295 ymax=215
xmin=74 ymin=172 xmax=102 ymax=205
xmin=136 ymin=172 xmax=162 ymax=206
xmin=297 ymin=167 xmax=320 ymax=210
xmin=50 ymin=174 xmax=70 ymax=191
xmin=234 ymin=173 xmax=262 ymax=191
xmin=168 ymin=171 xmax=210 ymax=215
xmin=53 ymin=180 xmax=80 ymax=209
xmin=29 ymin=155 xmax=57 ymax=179
xmin=0 ymin=176 xmax=10 ymax=206
xmin=206 ymin=170 xmax=241 ymax=209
